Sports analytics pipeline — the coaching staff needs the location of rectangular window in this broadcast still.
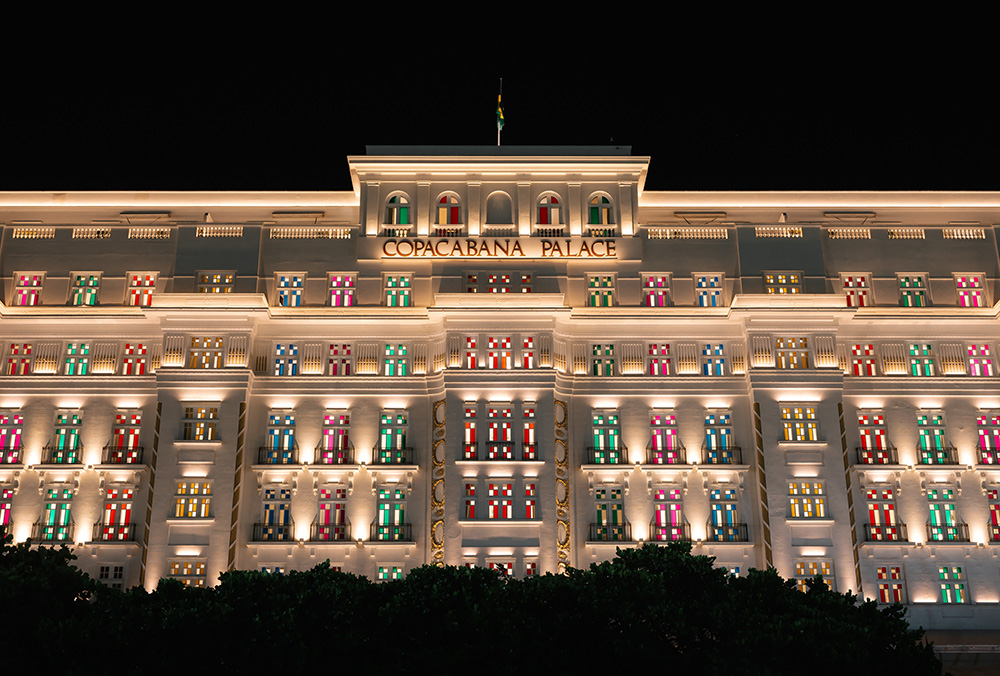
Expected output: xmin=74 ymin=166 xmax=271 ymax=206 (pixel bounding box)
xmin=590 ymin=411 xmax=623 ymax=464
xmin=642 ymin=274 xmax=671 ymax=307
xmin=917 ymin=413 xmax=954 ymax=464
xmin=5 ymin=342 xmax=33 ymax=375
xmin=197 ymin=272 xmax=234 ymax=294
xmin=939 ymin=567 xmax=967 ymax=604
xmin=174 ymin=481 xmax=212 ymax=518
xmin=107 ymin=411 xmax=142 ymax=464
xmin=694 ymin=273 xmax=724 ymax=307
xmin=375 ymin=487 xmax=407 ymax=541
xmin=590 ymin=344 xmax=615 ymax=376
xmin=328 ymin=273 xmax=356 ymax=307
xmin=318 ymin=412 xmax=351 ymax=465
xmin=709 ymin=488 xmax=743 ymax=541
xmin=781 ymin=405 xmax=819 ymax=442
xmin=487 ymin=482 xmax=514 ymax=519
xmin=649 ymin=412 xmax=682 ymax=465
xmin=794 ymin=560 xmax=834 ymax=592
xmin=121 ymin=343 xmax=148 ymax=375
xmin=763 ymin=271 xmax=802 ymax=295
xmin=775 ymin=337 xmax=810 ymax=369
xmin=0 ymin=411 xmax=22 ymax=464
xmin=487 ymin=336 xmax=513 ymax=369
xmin=376 ymin=411 xmax=408 ymax=464
xmin=181 ymin=405 xmax=219 ymax=441
xmin=259 ymin=488 xmax=293 ymax=541
xmin=328 ymin=343 xmax=353 ymax=376
xmin=487 ymin=405 xmax=514 ymax=460
xmin=13 ymin=273 xmax=44 ymax=306
xmin=467 ymin=272 xmax=533 ymax=294
xmin=841 ymin=274 xmax=872 ymax=307
xmin=928 ymin=488 xmax=966 ymax=541
xmin=489 ymin=561 xmax=514 ymax=576
xmin=315 ymin=486 xmax=348 ymax=540
xmin=651 ymin=488 xmax=685 ymax=541
xmin=69 ymin=273 xmax=101 ymax=306
xmin=909 ymin=344 xmax=935 ymax=376
xmin=263 ymin=411 xmax=295 ymax=464
xmin=988 ymin=489 xmax=1000 ymax=542
xmin=865 ymin=487 xmax=903 ymax=541
xmin=587 ymin=275 xmax=616 ymax=307
xmin=169 ymin=561 xmax=207 ymax=587
xmin=525 ymin=482 xmax=536 ymax=519
xmin=876 ymin=566 xmax=906 ymax=603
xmin=857 ymin=412 xmax=890 ymax=462
xmin=462 ymin=403 xmax=478 ymax=460
xmin=701 ymin=343 xmax=726 ymax=375
xmin=383 ymin=344 xmax=409 ymax=376
xmin=126 ymin=272 xmax=156 ymax=307
xmin=646 ymin=343 xmax=671 ymax=376
xmin=63 ymin=342 xmax=90 ymax=375
xmin=189 ymin=337 xmax=224 ymax=369
xmin=38 ymin=488 xmax=73 ymax=541
xmin=788 ymin=481 xmax=826 ymax=519
xmin=50 ymin=412 xmax=82 ymax=464
xmin=276 ymin=273 xmax=305 ymax=307
xmin=978 ymin=414 xmax=1000 ymax=464
xmin=0 ymin=489 xmax=11 ymax=530
xmin=521 ymin=336 xmax=535 ymax=369
xmin=704 ymin=411 xmax=736 ymax=464
xmin=273 ymin=344 xmax=298 ymax=375
xmin=967 ymin=344 xmax=994 ymax=376
xmin=464 ymin=482 xmax=476 ymax=518
xmin=852 ymin=344 xmax=877 ymax=376
xmin=98 ymin=487 xmax=134 ymax=541
xmin=593 ymin=487 xmax=627 ymax=541
xmin=465 ymin=336 xmax=478 ymax=369
xmin=384 ymin=275 xmax=412 ymax=307
xmin=525 ymin=561 xmax=537 ymax=577
xmin=898 ymin=274 xmax=929 ymax=307
xmin=955 ymin=274 xmax=987 ymax=308
xmin=523 ymin=403 xmax=536 ymax=460
xmin=377 ymin=565 xmax=403 ymax=581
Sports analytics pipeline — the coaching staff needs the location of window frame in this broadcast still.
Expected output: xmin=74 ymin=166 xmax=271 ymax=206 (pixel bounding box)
xmin=180 ymin=403 xmax=220 ymax=442
xmin=68 ymin=271 xmax=102 ymax=307
xmin=840 ymin=273 xmax=873 ymax=307
xmin=693 ymin=272 xmax=725 ymax=308
xmin=763 ymin=271 xmax=803 ymax=295
xmin=174 ymin=480 xmax=212 ymax=519
xmin=383 ymin=273 xmax=413 ymax=307
xmin=641 ymin=273 xmax=672 ymax=307
xmin=328 ymin=272 xmax=357 ymax=307
xmin=954 ymin=273 xmax=988 ymax=308
xmin=196 ymin=271 xmax=235 ymax=294
xmin=586 ymin=273 xmax=617 ymax=307
xmin=896 ymin=272 xmax=930 ymax=307
xmin=11 ymin=271 xmax=44 ymax=307
xmin=125 ymin=272 xmax=157 ymax=307
xmin=780 ymin=404 xmax=821 ymax=442
xmin=274 ymin=272 xmax=306 ymax=308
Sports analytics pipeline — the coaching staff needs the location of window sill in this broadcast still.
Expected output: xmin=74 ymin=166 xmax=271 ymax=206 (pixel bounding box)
xmin=458 ymin=520 xmax=541 ymax=526
xmin=786 ymin=518 xmax=835 ymax=525
xmin=165 ymin=518 xmax=216 ymax=524
xmin=777 ymin=441 xmax=827 ymax=448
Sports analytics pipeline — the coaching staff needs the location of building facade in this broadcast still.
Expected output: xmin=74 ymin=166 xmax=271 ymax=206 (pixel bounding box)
xmin=0 ymin=146 xmax=998 ymax=631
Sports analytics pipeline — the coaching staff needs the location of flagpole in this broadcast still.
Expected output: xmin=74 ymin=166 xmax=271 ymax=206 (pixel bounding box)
xmin=497 ymin=78 xmax=503 ymax=146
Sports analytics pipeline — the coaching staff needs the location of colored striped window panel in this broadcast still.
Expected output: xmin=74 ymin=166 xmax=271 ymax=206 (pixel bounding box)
xmin=909 ymin=344 xmax=935 ymax=376
xmin=384 ymin=275 xmax=411 ymax=307
xmin=319 ymin=413 xmax=352 ymax=464
xmin=489 ymin=561 xmax=514 ymax=576
xmin=127 ymin=273 xmax=156 ymax=307
xmin=109 ymin=411 xmax=142 ymax=463
xmin=649 ymin=413 xmax=681 ymax=464
xmin=525 ymin=483 xmax=536 ymax=519
xmin=588 ymin=195 xmax=614 ymax=225
xmin=328 ymin=343 xmax=352 ymax=376
xmin=522 ymin=336 xmax=535 ymax=369
xmin=876 ymin=566 xmax=906 ymax=603
xmin=122 ymin=343 xmax=147 ymax=375
xmin=898 ymin=274 xmax=928 ymax=307
xmin=701 ymin=343 xmax=726 ymax=375
xmin=436 ymin=194 xmax=462 ymax=225
xmin=464 ymin=482 xmax=476 ymax=519
xmin=523 ymin=403 xmax=536 ymax=460
xmin=939 ymin=567 xmax=967 ymax=604
xmin=188 ymin=336 xmax=224 ymax=369
xmin=487 ymin=406 xmax=514 ymax=460
xmin=261 ymin=488 xmax=292 ymax=540
xmin=70 ymin=273 xmax=101 ymax=306
xmin=781 ymin=405 xmax=819 ymax=442
xmin=41 ymin=488 xmax=73 ymax=541
xmin=705 ymin=412 xmax=735 ymax=464
xmin=794 ymin=560 xmax=834 ymax=592
xmin=274 ymin=343 xmax=298 ymax=376
xmin=378 ymin=412 xmax=408 ymax=463
xmin=488 ymin=274 xmax=511 ymax=293
xmin=587 ymin=275 xmax=616 ymax=307
xmin=967 ymin=344 xmax=994 ymax=376
xmin=100 ymin=487 xmax=133 ymax=540
xmin=917 ymin=414 xmax=952 ymax=464
xmin=642 ymin=274 xmax=671 ymax=307
xmin=385 ymin=194 xmax=410 ymax=225
xmin=841 ymin=274 xmax=871 ymax=307
xmin=537 ymin=195 xmax=561 ymax=225
xmin=264 ymin=412 xmax=295 ymax=464
xmin=852 ymin=344 xmax=877 ymax=376
xmin=652 ymin=488 xmax=684 ymax=541
xmin=695 ymin=274 xmax=724 ymax=307
xmin=591 ymin=412 xmax=622 ymax=464
xmin=463 ymin=403 xmax=478 ymax=459
xmin=591 ymin=344 xmax=615 ymax=376
xmin=6 ymin=343 xmax=33 ymax=375
xmin=63 ymin=343 xmax=90 ymax=375
xmin=928 ymin=489 xmax=963 ymax=541
xmin=955 ymin=274 xmax=986 ymax=308
xmin=377 ymin=565 xmax=403 ymax=581
xmin=988 ymin=490 xmax=1000 ymax=542
xmin=182 ymin=405 xmax=219 ymax=441
xmin=169 ymin=561 xmax=206 ymax=587
xmin=763 ymin=272 xmax=802 ymax=294
xmin=1 ymin=488 xmax=13 ymax=528
xmin=317 ymin=487 xmax=347 ymax=540
xmin=328 ymin=274 xmax=356 ymax=307
xmin=276 ymin=274 xmax=304 ymax=307
xmin=465 ymin=274 xmax=478 ymax=293
xmin=52 ymin=413 xmax=82 ymax=463
xmin=13 ymin=273 xmax=43 ymax=306
xmin=775 ymin=337 xmax=810 ymax=369
xmin=647 ymin=343 xmax=671 ymax=376
xmin=174 ymin=482 xmax=212 ymax=518
xmin=857 ymin=412 xmax=889 ymax=454
xmin=525 ymin=561 xmax=538 ymax=577
xmin=488 ymin=482 xmax=513 ymax=519
xmin=376 ymin=488 xmax=406 ymax=540
xmin=709 ymin=488 xmax=741 ymax=541
xmin=383 ymin=344 xmax=409 ymax=376
xmin=465 ymin=336 xmax=478 ymax=369
xmin=0 ymin=413 xmax=23 ymax=463
xmin=487 ymin=336 xmax=512 ymax=369
xmin=594 ymin=487 xmax=626 ymax=540
xmin=197 ymin=272 xmax=234 ymax=294
xmin=866 ymin=487 xmax=902 ymax=541
xmin=788 ymin=481 xmax=826 ymax=519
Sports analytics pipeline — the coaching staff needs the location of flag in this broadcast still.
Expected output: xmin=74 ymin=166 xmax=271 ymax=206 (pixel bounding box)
xmin=496 ymin=93 xmax=504 ymax=131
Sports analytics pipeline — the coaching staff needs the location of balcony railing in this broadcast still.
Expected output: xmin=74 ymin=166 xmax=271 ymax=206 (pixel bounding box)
xmin=585 ymin=445 xmax=629 ymax=465
xmin=703 ymin=446 xmax=743 ymax=465
xmin=31 ymin=522 xmax=75 ymax=542
xmin=589 ymin=522 xmax=632 ymax=542
xmin=310 ymin=520 xmax=351 ymax=542
xmin=926 ymin=523 xmax=971 ymax=543
xmin=648 ymin=520 xmax=691 ymax=543
xmin=101 ymin=445 xmax=144 ymax=465
xmin=313 ymin=441 xmax=355 ymax=465
xmin=978 ymin=445 xmax=1000 ymax=465
xmin=258 ymin=444 xmax=299 ymax=465
xmin=371 ymin=445 xmax=413 ymax=465
xmin=990 ymin=523 xmax=1000 ymax=542
xmin=432 ymin=226 xmax=465 ymax=237
xmin=370 ymin=522 xmax=413 ymax=542
xmin=863 ymin=523 xmax=908 ymax=542
xmin=586 ymin=226 xmax=618 ymax=238
xmin=533 ymin=226 xmax=565 ymax=238
xmin=707 ymin=523 xmax=749 ymax=542
xmin=0 ymin=521 xmax=13 ymax=541
xmin=646 ymin=442 xmax=685 ymax=465
xmin=916 ymin=446 xmax=958 ymax=465
xmin=253 ymin=522 xmax=295 ymax=542
xmin=40 ymin=445 xmax=83 ymax=465
xmin=0 ymin=447 xmax=21 ymax=464
xmin=856 ymin=447 xmax=899 ymax=465
xmin=92 ymin=522 xmax=136 ymax=542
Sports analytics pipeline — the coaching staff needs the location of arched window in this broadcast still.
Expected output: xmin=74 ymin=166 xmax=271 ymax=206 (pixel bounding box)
xmin=485 ymin=192 xmax=513 ymax=224
xmin=537 ymin=195 xmax=562 ymax=225
xmin=385 ymin=194 xmax=410 ymax=225
xmin=436 ymin=194 xmax=462 ymax=225
xmin=588 ymin=195 xmax=614 ymax=225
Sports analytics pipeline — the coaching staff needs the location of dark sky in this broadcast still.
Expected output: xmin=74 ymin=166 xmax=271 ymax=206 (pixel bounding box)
xmin=3 ymin=40 xmax=994 ymax=192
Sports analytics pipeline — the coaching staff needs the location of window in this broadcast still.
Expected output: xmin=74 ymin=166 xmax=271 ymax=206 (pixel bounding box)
xmin=273 ymin=344 xmax=298 ymax=376
xmin=126 ymin=272 xmax=156 ymax=307
xmin=384 ymin=274 xmax=412 ymax=307
xmin=383 ymin=344 xmax=409 ymax=376
xmin=928 ymin=488 xmax=966 ymax=541
xmin=988 ymin=489 xmax=1000 ymax=542
xmin=98 ymin=487 xmax=134 ymax=541
xmin=521 ymin=336 xmax=535 ymax=369
xmin=841 ymin=274 xmax=872 ymax=307
xmin=69 ymin=272 xmax=101 ymax=306
xmin=328 ymin=273 xmax=356 ymax=307
xmin=978 ymin=414 xmax=1000 ymax=464
xmin=793 ymin=560 xmax=834 ymax=592
xmin=12 ymin=273 xmax=44 ymax=306
xmin=464 ymin=482 xmax=476 ymax=518
xmin=189 ymin=337 xmax=224 ymax=369
xmin=258 ymin=488 xmax=292 ymax=541
xmin=775 ymin=337 xmax=810 ymax=369
xmin=174 ymin=481 xmax=212 ymax=518
xmin=465 ymin=336 xmax=478 ymax=369
xmin=0 ymin=412 xmax=23 ymax=464
xmin=328 ymin=343 xmax=353 ymax=376
xmin=486 ymin=405 xmax=514 ymax=460
xmin=909 ymin=344 xmax=935 ymax=376
xmin=587 ymin=275 xmax=616 ymax=307
xmin=276 ymin=273 xmax=304 ymax=307
xmin=375 ymin=487 xmax=407 ymax=540
xmin=788 ymin=481 xmax=826 ymax=519
xmin=121 ymin=343 xmax=148 ymax=375
xmin=0 ymin=488 xmax=12 ymax=532
xmin=197 ymin=272 xmax=234 ymax=294
xmin=588 ymin=195 xmax=614 ymax=225
xmin=315 ymin=487 xmax=348 ymax=540
xmin=319 ymin=412 xmax=351 ymax=464
xmin=709 ymin=487 xmax=743 ymax=541
xmin=385 ymin=194 xmax=410 ymax=226
xmin=487 ymin=337 xmax=513 ymax=369
xmin=465 ymin=273 xmax=532 ymax=294
xmin=436 ymin=194 xmax=462 ymax=226
xmin=593 ymin=487 xmax=627 ymax=541
xmin=876 ymin=566 xmax=906 ymax=603
xmin=169 ymin=561 xmax=207 ymax=587
xmin=98 ymin=566 xmax=125 ymax=590
xmin=642 ymin=274 xmax=671 ymax=307
xmin=851 ymin=344 xmax=877 ymax=376
xmin=649 ymin=412 xmax=682 ymax=465
xmin=705 ymin=411 xmax=736 ymax=464
xmin=107 ymin=411 xmax=142 ymax=464
xmin=763 ymin=271 xmax=803 ymax=295
xmin=5 ymin=343 xmax=33 ymax=375
xmin=263 ymin=411 xmax=295 ymax=464
xmin=64 ymin=342 xmax=90 ymax=375
xmin=488 ymin=482 xmax=514 ymax=519
xmin=590 ymin=411 xmax=623 ymax=464
xmin=857 ymin=412 xmax=890 ymax=463
xmin=701 ymin=343 xmax=726 ymax=375
xmin=489 ymin=561 xmax=514 ymax=577
xmin=916 ymin=413 xmax=954 ymax=465
xmin=525 ymin=561 xmax=538 ymax=577
xmin=462 ymin=403 xmax=478 ymax=460
xmin=537 ymin=195 xmax=562 ymax=225
xmin=485 ymin=191 xmax=512 ymax=225
xmin=38 ymin=488 xmax=73 ymax=541
xmin=377 ymin=565 xmax=403 ymax=581
xmin=524 ymin=482 xmax=537 ymax=519
xmin=651 ymin=488 xmax=685 ymax=541
xmin=181 ymin=405 xmax=219 ymax=441
xmin=781 ymin=405 xmax=819 ymax=442
xmin=955 ymin=274 xmax=987 ymax=308
xmin=967 ymin=343 xmax=994 ymax=376
xmin=897 ymin=274 xmax=929 ymax=307
xmin=590 ymin=344 xmax=615 ymax=376
xmin=522 ymin=403 xmax=536 ymax=460
xmin=694 ymin=274 xmax=724 ymax=307
xmin=939 ymin=567 xmax=967 ymax=604
xmin=376 ymin=411 xmax=408 ymax=464
xmin=49 ymin=412 xmax=82 ymax=464
xmin=865 ymin=487 xmax=903 ymax=541
xmin=646 ymin=343 xmax=671 ymax=376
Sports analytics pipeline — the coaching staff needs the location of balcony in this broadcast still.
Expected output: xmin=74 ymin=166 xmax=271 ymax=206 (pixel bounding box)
xmin=31 ymin=522 xmax=75 ymax=542
xmin=585 ymin=446 xmax=629 ymax=465
xmin=371 ymin=445 xmax=414 ymax=465
xmin=92 ymin=522 xmax=136 ymax=542
xmin=978 ymin=445 xmax=1000 ymax=465
xmin=40 ymin=445 xmax=83 ymax=465
xmin=707 ymin=523 xmax=749 ymax=542
xmin=703 ymin=445 xmax=743 ymax=465
xmin=586 ymin=226 xmax=618 ymax=237
xmin=257 ymin=445 xmax=299 ymax=465
xmin=101 ymin=445 xmax=144 ymax=465
xmin=990 ymin=523 xmax=1000 ymax=542
xmin=648 ymin=520 xmax=691 ymax=543
xmin=370 ymin=521 xmax=413 ymax=542
xmin=916 ymin=446 xmax=958 ymax=465
xmin=533 ymin=226 xmax=565 ymax=238
xmin=0 ymin=447 xmax=21 ymax=464
xmin=646 ymin=442 xmax=685 ymax=466
xmin=855 ymin=447 xmax=898 ymax=465
xmin=252 ymin=522 xmax=295 ymax=542
xmin=589 ymin=522 xmax=633 ymax=542
xmin=314 ymin=441 xmax=355 ymax=465
xmin=926 ymin=523 xmax=971 ymax=543
xmin=863 ymin=523 xmax=908 ymax=542
xmin=432 ymin=226 xmax=465 ymax=237
xmin=309 ymin=520 xmax=351 ymax=542
xmin=476 ymin=441 xmax=537 ymax=461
